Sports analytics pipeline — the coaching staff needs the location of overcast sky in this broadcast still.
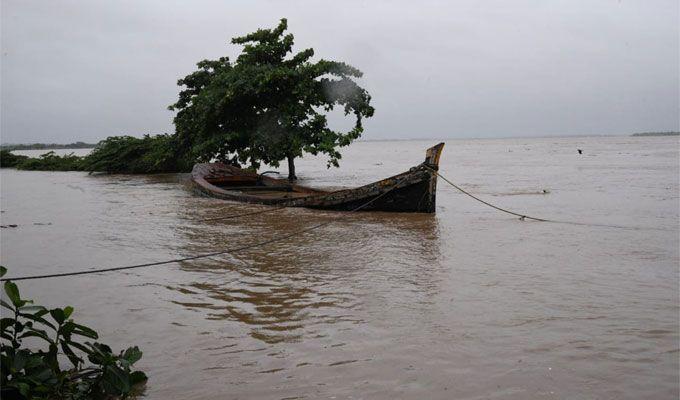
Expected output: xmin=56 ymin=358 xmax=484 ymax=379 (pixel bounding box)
xmin=1 ymin=0 xmax=678 ymax=143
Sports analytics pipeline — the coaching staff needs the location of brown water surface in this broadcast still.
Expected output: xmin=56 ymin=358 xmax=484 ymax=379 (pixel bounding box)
xmin=1 ymin=137 xmax=678 ymax=399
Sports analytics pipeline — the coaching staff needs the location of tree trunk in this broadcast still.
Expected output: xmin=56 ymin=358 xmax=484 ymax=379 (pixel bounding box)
xmin=287 ymin=155 xmax=297 ymax=181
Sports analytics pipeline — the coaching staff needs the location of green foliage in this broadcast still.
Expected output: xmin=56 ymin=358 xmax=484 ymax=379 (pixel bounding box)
xmin=0 ymin=150 xmax=29 ymax=168
xmin=81 ymin=134 xmax=191 ymax=174
xmin=14 ymin=151 xmax=85 ymax=171
xmin=1 ymin=135 xmax=192 ymax=174
xmin=169 ymin=18 xmax=375 ymax=179
xmin=0 ymin=267 xmax=147 ymax=399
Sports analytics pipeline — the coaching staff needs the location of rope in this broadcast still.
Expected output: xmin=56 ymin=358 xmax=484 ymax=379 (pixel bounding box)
xmin=428 ymin=167 xmax=672 ymax=231
xmin=0 ymin=183 xmax=400 ymax=282
xmin=426 ymin=166 xmax=548 ymax=222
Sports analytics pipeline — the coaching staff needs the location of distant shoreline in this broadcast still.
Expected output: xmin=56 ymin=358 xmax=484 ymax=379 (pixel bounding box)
xmin=631 ymin=132 xmax=679 ymax=137
xmin=0 ymin=142 xmax=97 ymax=151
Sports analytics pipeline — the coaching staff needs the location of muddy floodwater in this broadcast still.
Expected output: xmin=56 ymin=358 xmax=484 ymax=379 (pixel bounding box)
xmin=1 ymin=137 xmax=678 ymax=399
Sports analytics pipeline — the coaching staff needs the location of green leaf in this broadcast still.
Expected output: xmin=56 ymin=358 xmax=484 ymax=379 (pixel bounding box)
xmin=24 ymin=354 xmax=44 ymax=369
xmin=0 ymin=266 xmax=6 ymax=278
xmin=21 ymin=312 xmax=56 ymax=331
xmin=122 ymin=346 xmax=143 ymax=365
xmin=1 ymin=299 xmax=13 ymax=310
xmin=13 ymin=349 xmax=28 ymax=371
xmin=46 ymin=348 xmax=61 ymax=368
xmin=103 ymin=365 xmax=130 ymax=394
xmin=72 ymin=323 xmax=98 ymax=340
xmin=67 ymin=340 xmax=90 ymax=354
xmin=15 ymin=382 xmax=30 ymax=396
xmin=49 ymin=308 xmax=65 ymax=325
xmin=4 ymin=281 xmax=22 ymax=307
xmin=29 ymin=366 xmax=55 ymax=383
xmin=130 ymin=370 xmax=148 ymax=385
xmin=1 ymin=317 xmax=14 ymax=331
xmin=19 ymin=305 xmax=47 ymax=314
xmin=60 ymin=342 xmax=82 ymax=368
xmin=87 ymin=342 xmax=113 ymax=365
xmin=33 ymin=308 xmax=49 ymax=318
xmin=61 ymin=320 xmax=76 ymax=336
xmin=63 ymin=306 xmax=74 ymax=319
xmin=18 ymin=329 xmax=52 ymax=344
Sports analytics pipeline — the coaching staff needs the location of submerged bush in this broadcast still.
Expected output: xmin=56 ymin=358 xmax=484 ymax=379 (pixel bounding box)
xmin=0 ymin=267 xmax=147 ymax=399
xmin=81 ymin=134 xmax=191 ymax=174
xmin=1 ymin=134 xmax=193 ymax=174
xmin=14 ymin=151 xmax=85 ymax=171
xmin=0 ymin=150 xmax=29 ymax=168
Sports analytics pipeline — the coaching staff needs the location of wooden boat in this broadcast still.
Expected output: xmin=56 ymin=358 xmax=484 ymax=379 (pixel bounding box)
xmin=191 ymin=142 xmax=445 ymax=213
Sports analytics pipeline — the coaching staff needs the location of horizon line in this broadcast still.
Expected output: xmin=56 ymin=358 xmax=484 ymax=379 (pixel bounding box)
xmin=2 ymin=131 xmax=679 ymax=146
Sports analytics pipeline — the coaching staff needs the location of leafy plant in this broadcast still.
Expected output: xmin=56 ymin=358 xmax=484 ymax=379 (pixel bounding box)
xmin=0 ymin=150 xmax=29 ymax=168
xmin=0 ymin=267 xmax=147 ymax=399
xmin=1 ymin=135 xmax=192 ymax=174
xmin=81 ymin=134 xmax=191 ymax=174
xmin=14 ymin=151 xmax=85 ymax=171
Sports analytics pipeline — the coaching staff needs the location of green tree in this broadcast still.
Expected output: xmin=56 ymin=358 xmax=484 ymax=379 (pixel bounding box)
xmin=169 ymin=18 xmax=374 ymax=180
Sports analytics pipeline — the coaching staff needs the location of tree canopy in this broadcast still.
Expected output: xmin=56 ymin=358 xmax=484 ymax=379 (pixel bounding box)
xmin=169 ymin=18 xmax=374 ymax=180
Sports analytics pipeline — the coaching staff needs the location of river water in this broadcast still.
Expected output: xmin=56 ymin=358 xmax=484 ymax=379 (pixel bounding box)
xmin=1 ymin=136 xmax=678 ymax=399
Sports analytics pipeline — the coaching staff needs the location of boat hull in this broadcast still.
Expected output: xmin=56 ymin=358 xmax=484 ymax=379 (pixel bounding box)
xmin=191 ymin=143 xmax=444 ymax=213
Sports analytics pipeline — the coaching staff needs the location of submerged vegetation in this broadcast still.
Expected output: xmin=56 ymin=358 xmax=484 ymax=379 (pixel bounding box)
xmin=0 ymin=151 xmax=29 ymax=169
xmin=12 ymin=152 xmax=85 ymax=172
xmin=0 ymin=135 xmax=192 ymax=173
xmin=82 ymin=135 xmax=191 ymax=174
xmin=0 ymin=267 xmax=147 ymax=399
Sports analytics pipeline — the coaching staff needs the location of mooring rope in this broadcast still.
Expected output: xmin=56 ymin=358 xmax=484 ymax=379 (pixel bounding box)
xmin=425 ymin=166 xmax=548 ymax=222
xmin=428 ymin=166 xmax=672 ymax=231
xmin=0 ymin=183 xmax=401 ymax=282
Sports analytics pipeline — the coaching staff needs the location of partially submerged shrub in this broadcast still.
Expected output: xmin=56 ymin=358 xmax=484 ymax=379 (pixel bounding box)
xmin=82 ymin=134 xmax=191 ymax=174
xmin=0 ymin=150 xmax=29 ymax=168
xmin=0 ymin=267 xmax=147 ymax=399
xmin=14 ymin=151 xmax=85 ymax=171
xmin=0 ymin=135 xmax=193 ymax=174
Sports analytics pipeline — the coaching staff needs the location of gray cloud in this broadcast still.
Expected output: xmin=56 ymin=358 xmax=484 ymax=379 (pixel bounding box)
xmin=1 ymin=0 xmax=678 ymax=143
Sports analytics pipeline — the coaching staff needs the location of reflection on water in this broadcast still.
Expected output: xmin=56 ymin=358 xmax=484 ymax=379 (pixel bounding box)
xmin=1 ymin=137 xmax=678 ymax=399
xmin=169 ymin=206 xmax=442 ymax=345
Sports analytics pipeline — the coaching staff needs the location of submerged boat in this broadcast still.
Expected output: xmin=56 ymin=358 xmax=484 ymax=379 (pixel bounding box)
xmin=191 ymin=142 xmax=445 ymax=213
